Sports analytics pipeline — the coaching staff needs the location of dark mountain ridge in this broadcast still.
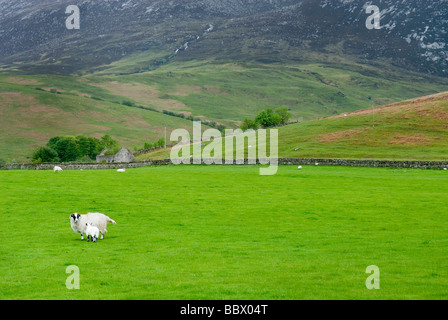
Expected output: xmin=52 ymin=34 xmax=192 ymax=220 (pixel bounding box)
xmin=0 ymin=0 xmax=447 ymax=76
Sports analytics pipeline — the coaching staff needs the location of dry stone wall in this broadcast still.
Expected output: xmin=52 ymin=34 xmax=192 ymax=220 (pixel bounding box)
xmin=1 ymin=158 xmax=447 ymax=170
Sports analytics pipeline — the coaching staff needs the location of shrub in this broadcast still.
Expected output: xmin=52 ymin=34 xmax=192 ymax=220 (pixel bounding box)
xmin=240 ymin=118 xmax=258 ymax=131
xmin=122 ymin=100 xmax=136 ymax=107
xmin=245 ymin=107 xmax=292 ymax=129
xmin=156 ymin=138 xmax=165 ymax=147
xmin=32 ymin=146 xmax=60 ymax=163
xmin=275 ymin=106 xmax=291 ymax=124
xmin=255 ymin=108 xmax=282 ymax=128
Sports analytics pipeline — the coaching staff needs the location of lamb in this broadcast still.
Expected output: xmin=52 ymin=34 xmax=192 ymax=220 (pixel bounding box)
xmin=85 ymin=223 xmax=100 ymax=242
xmin=54 ymin=166 xmax=63 ymax=173
xmin=70 ymin=212 xmax=116 ymax=240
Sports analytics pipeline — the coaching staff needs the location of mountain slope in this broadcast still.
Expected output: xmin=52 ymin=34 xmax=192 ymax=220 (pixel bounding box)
xmin=0 ymin=0 xmax=447 ymax=77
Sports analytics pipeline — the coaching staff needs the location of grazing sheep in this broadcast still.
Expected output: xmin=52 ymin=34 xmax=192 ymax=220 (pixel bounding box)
xmin=54 ymin=166 xmax=63 ymax=173
xmin=85 ymin=223 xmax=100 ymax=242
xmin=298 ymin=166 xmax=302 ymax=170
xmin=70 ymin=212 xmax=116 ymax=240
xmin=117 ymin=168 xmax=126 ymax=172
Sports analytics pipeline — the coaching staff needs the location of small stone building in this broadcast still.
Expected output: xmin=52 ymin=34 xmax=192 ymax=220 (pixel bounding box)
xmin=96 ymin=147 xmax=135 ymax=163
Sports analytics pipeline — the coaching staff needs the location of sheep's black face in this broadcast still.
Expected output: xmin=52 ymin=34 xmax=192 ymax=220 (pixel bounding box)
xmin=71 ymin=213 xmax=80 ymax=223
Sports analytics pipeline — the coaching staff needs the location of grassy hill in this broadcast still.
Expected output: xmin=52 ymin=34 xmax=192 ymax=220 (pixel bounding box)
xmin=92 ymin=58 xmax=448 ymax=126
xmin=0 ymin=74 xmax=203 ymax=162
xmin=138 ymin=91 xmax=448 ymax=161
xmin=1 ymin=58 xmax=448 ymax=162
xmin=279 ymin=91 xmax=448 ymax=160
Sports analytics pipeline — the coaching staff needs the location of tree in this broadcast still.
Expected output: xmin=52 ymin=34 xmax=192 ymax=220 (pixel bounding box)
xmin=156 ymin=138 xmax=165 ymax=148
xmin=101 ymin=134 xmax=119 ymax=150
xmin=47 ymin=136 xmax=64 ymax=150
xmin=45 ymin=135 xmax=104 ymax=162
xmin=275 ymin=106 xmax=291 ymax=124
xmin=240 ymin=118 xmax=258 ymax=131
xmin=255 ymin=108 xmax=282 ymax=128
xmin=54 ymin=137 xmax=80 ymax=162
xmin=76 ymin=136 xmax=104 ymax=160
xmin=32 ymin=146 xmax=60 ymax=163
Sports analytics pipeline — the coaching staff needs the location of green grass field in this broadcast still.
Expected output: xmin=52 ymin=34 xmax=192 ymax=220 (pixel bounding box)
xmin=1 ymin=165 xmax=447 ymax=300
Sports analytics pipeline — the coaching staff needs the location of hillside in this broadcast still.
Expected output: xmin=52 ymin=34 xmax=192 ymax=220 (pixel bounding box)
xmin=0 ymin=74 xmax=207 ymax=162
xmin=1 ymin=60 xmax=447 ymax=163
xmin=90 ymin=58 xmax=448 ymax=124
xmin=278 ymin=91 xmax=448 ymax=160
xmin=137 ymin=92 xmax=448 ymax=161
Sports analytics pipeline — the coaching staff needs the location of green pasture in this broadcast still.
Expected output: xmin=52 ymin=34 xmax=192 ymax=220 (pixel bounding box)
xmin=0 ymin=165 xmax=447 ymax=299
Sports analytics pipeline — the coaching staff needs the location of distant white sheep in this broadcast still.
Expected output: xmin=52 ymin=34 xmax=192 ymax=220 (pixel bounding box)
xmin=70 ymin=212 xmax=116 ymax=240
xmin=298 ymin=166 xmax=302 ymax=170
xmin=117 ymin=168 xmax=126 ymax=172
xmin=85 ymin=223 xmax=100 ymax=242
xmin=54 ymin=166 xmax=63 ymax=173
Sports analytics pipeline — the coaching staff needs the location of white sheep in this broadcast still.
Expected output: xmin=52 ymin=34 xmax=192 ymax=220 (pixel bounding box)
xmin=85 ymin=223 xmax=100 ymax=242
xmin=70 ymin=212 xmax=116 ymax=240
xmin=117 ymin=169 xmax=126 ymax=172
xmin=54 ymin=166 xmax=63 ymax=173
xmin=298 ymin=166 xmax=302 ymax=170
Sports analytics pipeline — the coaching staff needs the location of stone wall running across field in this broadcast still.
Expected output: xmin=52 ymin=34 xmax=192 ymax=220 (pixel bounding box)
xmin=0 ymin=158 xmax=447 ymax=170
xmin=277 ymin=158 xmax=448 ymax=169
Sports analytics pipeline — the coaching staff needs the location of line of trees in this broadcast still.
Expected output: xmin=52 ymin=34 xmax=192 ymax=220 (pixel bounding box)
xmin=162 ymin=110 xmax=226 ymax=132
xmin=143 ymin=138 xmax=165 ymax=150
xmin=32 ymin=134 xmax=119 ymax=163
xmin=240 ymin=106 xmax=291 ymax=131
xmin=119 ymin=99 xmax=227 ymax=132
